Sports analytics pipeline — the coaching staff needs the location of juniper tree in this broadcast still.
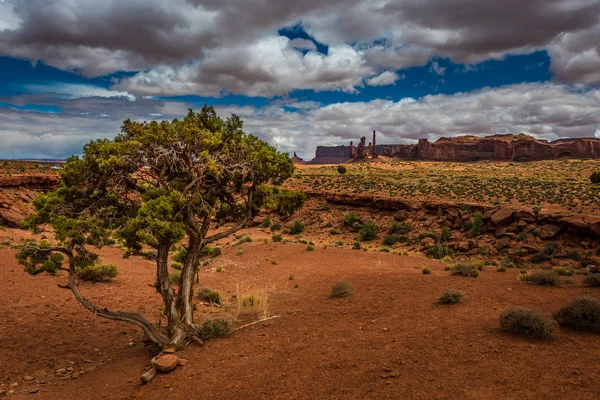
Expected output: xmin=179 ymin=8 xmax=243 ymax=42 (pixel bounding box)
xmin=15 ymin=106 xmax=302 ymax=347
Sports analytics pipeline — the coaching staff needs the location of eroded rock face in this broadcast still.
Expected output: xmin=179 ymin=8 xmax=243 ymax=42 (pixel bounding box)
xmin=308 ymin=133 xmax=600 ymax=163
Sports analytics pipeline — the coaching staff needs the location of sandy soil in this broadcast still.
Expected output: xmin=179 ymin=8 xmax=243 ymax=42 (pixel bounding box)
xmin=1 ymin=227 xmax=600 ymax=399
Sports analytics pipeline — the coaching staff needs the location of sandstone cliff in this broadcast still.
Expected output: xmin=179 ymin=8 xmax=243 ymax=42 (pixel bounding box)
xmin=309 ymin=134 xmax=600 ymax=164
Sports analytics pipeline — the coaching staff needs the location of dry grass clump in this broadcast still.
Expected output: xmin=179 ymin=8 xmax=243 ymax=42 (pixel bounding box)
xmin=197 ymin=318 xmax=232 ymax=340
xmin=500 ymin=307 xmax=558 ymax=339
xmin=235 ymin=284 xmax=270 ymax=320
xmin=197 ymin=287 xmax=222 ymax=304
xmin=554 ymin=297 xmax=600 ymax=332
xmin=450 ymin=262 xmax=479 ymax=277
xmin=520 ymin=270 xmax=560 ymax=286
xmin=583 ymin=274 xmax=600 ymax=287
xmin=436 ymin=289 xmax=463 ymax=305
xmin=331 ymin=281 xmax=354 ymax=298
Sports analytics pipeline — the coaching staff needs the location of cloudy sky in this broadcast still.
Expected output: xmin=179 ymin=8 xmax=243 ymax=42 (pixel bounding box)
xmin=0 ymin=0 xmax=599 ymax=160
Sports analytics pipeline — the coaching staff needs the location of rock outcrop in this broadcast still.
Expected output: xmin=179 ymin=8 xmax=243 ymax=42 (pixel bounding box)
xmin=0 ymin=174 xmax=60 ymax=228
xmin=308 ymin=133 xmax=600 ymax=164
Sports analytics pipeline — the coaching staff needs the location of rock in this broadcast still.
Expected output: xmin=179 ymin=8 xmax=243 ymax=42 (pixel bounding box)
xmin=589 ymin=265 xmax=600 ymax=273
xmin=0 ymin=208 xmax=26 ymax=228
xmin=490 ymin=208 xmax=514 ymax=226
xmin=457 ymin=242 xmax=470 ymax=252
xmin=152 ymin=355 xmax=179 ymax=373
xmin=23 ymin=376 xmax=34 ymax=381
xmin=494 ymin=227 xmax=507 ymax=238
xmin=514 ymin=209 xmax=535 ymax=221
xmin=29 ymin=388 xmax=39 ymax=394
xmin=581 ymin=257 xmax=600 ymax=267
xmin=319 ymin=221 xmax=332 ymax=229
xmin=495 ymin=237 xmax=511 ymax=251
xmin=163 ymin=347 xmax=176 ymax=354
xmin=516 ymin=220 xmax=528 ymax=231
xmin=520 ymin=245 xmax=538 ymax=254
xmin=538 ymin=224 xmax=562 ymax=239
xmin=421 ymin=237 xmax=435 ymax=248
xmin=393 ymin=210 xmax=408 ymax=222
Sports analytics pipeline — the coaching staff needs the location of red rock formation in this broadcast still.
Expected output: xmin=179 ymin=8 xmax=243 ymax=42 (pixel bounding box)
xmin=372 ymin=131 xmax=378 ymax=158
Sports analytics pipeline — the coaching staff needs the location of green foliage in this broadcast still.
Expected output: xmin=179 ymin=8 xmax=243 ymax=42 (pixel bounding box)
xmin=440 ymin=226 xmax=451 ymax=242
xmin=260 ymin=215 xmax=271 ymax=228
xmin=520 ymin=270 xmax=560 ymax=286
xmin=197 ymin=288 xmax=222 ymax=304
xmin=436 ymin=289 xmax=463 ymax=305
xmin=359 ymin=221 xmax=378 ymax=241
xmin=422 ymin=267 xmax=431 ymax=275
xmin=500 ymin=307 xmax=557 ymax=339
xmin=497 ymin=265 xmax=507 ymax=272
xmin=554 ymin=297 xmax=600 ymax=332
xmin=198 ymin=319 xmax=232 ymax=340
xmin=271 ymin=233 xmax=283 ymax=242
xmin=77 ymin=263 xmax=118 ymax=282
xmin=566 ymin=250 xmax=581 ymax=261
xmin=590 ymin=171 xmax=600 ymax=184
xmin=171 ymin=262 xmax=183 ymax=271
xmin=270 ymin=222 xmax=282 ymax=232
xmin=288 ymin=220 xmax=305 ymax=234
xmin=427 ymin=244 xmax=452 ymax=259
xmin=552 ymin=267 xmax=573 ymax=276
xmin=583 ymin=274 xmax=600 ymax=287
xmin=16 ymin=242 xmax=64 ymax=275
xmin=352 ymin=242 xmax=361 ymax=250
xmin=388 ymin=221 xmax=412 ymax=235
xmin=263 ymin=188 xmax=306 ymax=218
xmin=306 ymin=244 xmax=315 ymax=251
xmin=331 ymin=281 xmax=354 ymax=298
xmin=169 ymin=271 xmax=181 ymax=284
xmin=337 ymin=165 xmax=347 ymax=175
xmin=383 ymin=234 xmax=400 ymax=246
xmin=471 ymin=212 xmax=483 ymax=236
xmin=344 ymin=212 xmax=360 ymax=229
xmin=451 ymin=262 xmax=479 ymax=277
xmin=172 ymin=247 xmax=187 ymax=263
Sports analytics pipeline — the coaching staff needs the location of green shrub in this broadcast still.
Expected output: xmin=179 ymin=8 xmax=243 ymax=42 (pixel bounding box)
xmin=197 ymin=288 xmax=222 ymax=304
xmin=500 ymin=307 xmax=557 ymax=339
xmin=566 ymin=250 xmax=581 ymax=261
xmin=590 ymin=171 xmax=600 ymax=184
xmin=471 ymin=212 xmax=483 ymax=236
xmin=359 ymin=221 xmax=378 ymax=241
xmin=583 ymin=274 xmax=600 ymax=287
xmin=427 ymin=243 xmax=452 ymax=259
xmin=198 ymin=319 xmax=232 ymax=340
xmin=436 ymin=289 xmax=463 ymax=305
xmin=344 ymin=212 xmax=360 ymax=228
xmin=422 ymin=267 xmax=431 ymax=275
xmin=331 ymin=281 xmax=354 ymax=298
xmin=270 ymin=222 xmax=282 ymax=232
xmin=440 ymin=226 xmax=451 ymax=242
xmin=171 ymin=262 xmax=183 ymax=271
xmin=288 ymin=220 xmax=305 ymax=234
xmin=77 ymin=263 xmax=118 ymax=282
xmin=554 ymin=297 xmax=600 ymax=332
xmin=306 ymin=244 xmax=315 ymax=251
xmin=267 ymin=188 xmax=306 ymax=218
xmin=497 ymin=266 xmax=507 ymax=272
xmin=553 ymin=267 xmax=573 ymax=276
xmin=260 ymin=215 xmax=271 ymax=228
xmin=172 ymin=247 xmax=187 ymax=263
xmin=389 ymin=221 xmax=412 ymax=235
xmin=383 ymin=234 xmax=400 ymax=246
xmin=451 ymin=262 xmax=479 ymax=277
xmin=272 ymin=233 xmax=283 ymax=242
xmin=352 ymin=242 xmax=361 ymax=250
xmin=169 ymin=271 xmax=181 ymax=284
xmin=520 ymin=270 xmax=560 ymax=286
xmin=530 ymin=252 xmax=550 ymax=263
xmin=337 ymin=165 xmax=347 ymax=175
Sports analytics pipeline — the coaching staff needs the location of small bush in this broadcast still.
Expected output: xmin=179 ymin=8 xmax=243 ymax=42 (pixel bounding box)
xmin=566 ymin=250 xmax=581 ymax=261
xmin=590 ymin=171 xmax=600 ymax=184
xmin=171 ymin=261 xmax=183 ymax=271
xmin=422 ymin=267 xmax=431 ymax=275
xmin=520 ymin=270 xmax=560 ymax=286
xmin=553 ymin=267 xmax=573 ymax=276
xmin=389 ymin=221 xmax=412 ymax=235
xmin=331 ymin=281 xmax=354 ymax=298
xmin=352 ymin=242 xmax=361 ymax=250
xmin=583 ymin=274 xmax=600 ymax=287
xmin=530 ymin=252 xmax=550 ymax=263
xmin=383 ymin=234 xmax=400 ymax=246
xmin=270 ymin=222 xmax=282 ymax=232
xmin=436 ymin=289 xmax=463 ymax=304
xmin=197 ymin=288 xmax=222 ymax=304
xmin=440 ymin=226 xmax=451 ymax=242
xmin=497 ymin=266 xmax=507 ymax=272
xmin=337 ymin=165 xmax=347 ymax=175
xmin=260 ymin=215 xmax=271 ymax=228
xmin=306 ymin=244 xmax=315 ymax=251
xmin=77 ymin=263 xmax=118 ymax=282
xmin=500 ymin=307 xmax=557 ymax=339
xmin=471 ymin=212 xmax=483 ymax=236
xmin=172 ymin=247 xmax=187 ymax=263
xmin=272 ymin=233 xmax=283 ymax=242
xmin=554 ymin=297 xmax=600 ymax=332
xmin=427 ymin=243 xmax=452 ymax=259
xmin=198 ymin=319 xmax=232 ymax=340
xmin=288 ymin=220 xmax=305 ymax=234
xmin=359 ymin=221 xmax=378 ymax=241
xmin=169 ymin=271 xmax=181 ymax=284
xmin=344 ymin=212 xmax=360 ymax=228
xmin=451 ymin=262 xmax=479 ymax=277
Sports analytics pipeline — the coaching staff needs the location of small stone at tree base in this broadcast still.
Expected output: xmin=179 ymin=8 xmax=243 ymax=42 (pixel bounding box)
xmin=152 ymin=355 xmax=179 ymax=373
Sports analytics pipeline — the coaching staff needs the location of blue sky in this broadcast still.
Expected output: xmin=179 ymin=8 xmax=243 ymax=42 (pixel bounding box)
xmin=0 ymin=0 xmax=599 ymax=159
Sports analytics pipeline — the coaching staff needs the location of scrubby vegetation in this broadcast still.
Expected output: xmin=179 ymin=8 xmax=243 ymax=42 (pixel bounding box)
xmin=197 ymin=288 xmax=222 ymax=304
xmin=583 ymin=274 xmax=600 ymax=287
xmin=436 ymin=289 xmax=463 ymax=304
xmin=450 ymin=262 xmax=479 ymax=277
xmin=520 ymin=270 xmax=560 ymax=286
xmin=500 ymin=307 xmax=557 ymax=339
xmin=337 ymin=165 xmax=347 ymax=175
xmin=289 ymin=220 xmax=305 ymax=234
xmin=331 ymin=281 xmax=354 ymax=298
xmin=198 ymin=319 xmax=232 ymax=340
xmin=359 ymin=221 xmax=378 ymax=241
xmin=554 ymin=297 xmax=600 ymax=332
xmin=426 ymin=243 xmax=452 ymax=259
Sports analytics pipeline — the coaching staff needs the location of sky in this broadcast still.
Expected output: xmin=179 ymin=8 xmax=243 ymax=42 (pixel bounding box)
xmin=0 ymin=0 xmax=599 ymax=160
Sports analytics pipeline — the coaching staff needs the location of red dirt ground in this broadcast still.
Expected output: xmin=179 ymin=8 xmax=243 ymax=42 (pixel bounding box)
xmin=1 ymin=227 xmax=600 ymax=399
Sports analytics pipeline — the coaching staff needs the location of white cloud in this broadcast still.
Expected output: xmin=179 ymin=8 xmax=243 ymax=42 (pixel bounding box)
xmin=24 ymin=83 xmax=135 ymax=101
xmin=366 ymin=71 xmax=403 ymax=86
xmin=429 ymin=61 xmax=447 ymax=75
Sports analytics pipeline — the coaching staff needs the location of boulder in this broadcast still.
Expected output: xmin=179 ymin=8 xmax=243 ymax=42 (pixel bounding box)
xmin=495 ymin=237 xmax=511 ymax=251
xmin=0 ymin=208 xmax=25 ymax=228
xmin=489 ymin=208 xmax=514 ymax=226
xmin=421 ymin=237 xmax=435 ymax=248
xmin=494 ymin=227 xmax=507 ymax=238
xmin=516 ymin=220 xmax=528 ymax=231
xmin=581 ymin=256 xmax=600 ymax=268
xmin=457 ymin=242 xmax=470 ymax=252
xmin=393 ymin=210 xmax=408 ymax=222
xmin=152 ymin=355 xmax=179 ymax=373
xmin=538 ymin=224 xmax=562 ymax=239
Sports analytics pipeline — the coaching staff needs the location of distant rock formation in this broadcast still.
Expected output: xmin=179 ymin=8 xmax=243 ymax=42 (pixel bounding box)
xmin=308 ymin=133 xmax=600 ymax=164
xmin=291 ymin=152 xmax=306 ymax=164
